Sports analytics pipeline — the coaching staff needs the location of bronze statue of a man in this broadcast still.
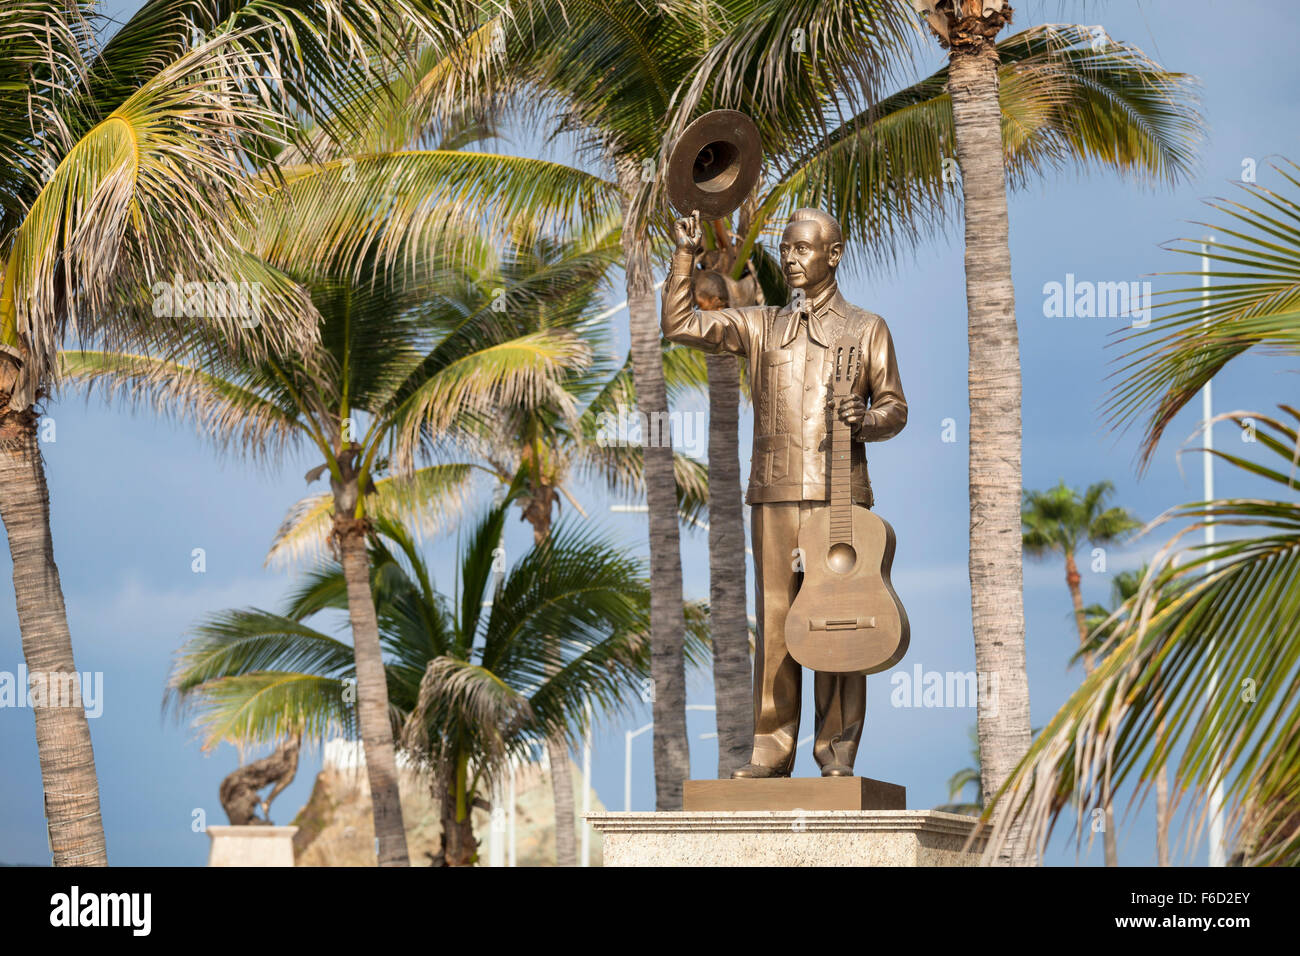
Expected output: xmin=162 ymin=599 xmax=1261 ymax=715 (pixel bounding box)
xmin=662 ymin=209 xmax=908 ymax=779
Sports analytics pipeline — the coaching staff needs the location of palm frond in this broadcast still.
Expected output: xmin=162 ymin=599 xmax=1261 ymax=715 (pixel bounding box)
xmin=745 ymin=24 xmax=1202 ymax=271
xmin=267 ymin=462 xmax=480 ymax=567
xmin=385 ymin=328 xmax=592 ymax=471
xmin=986 ymin=410 xmax=1300 ymax=866
xmin=167 ymin=608 xmax=356 ymax=748
xmin=1106 ymin=161 xmax=1300 ymax=470
xmin=58 ymin=349 xmax=302 ymax=460
xmin=242 ymin=151 xmax=620 ymax=282
xmin=2 ymin=23 xmax=329 ymax=404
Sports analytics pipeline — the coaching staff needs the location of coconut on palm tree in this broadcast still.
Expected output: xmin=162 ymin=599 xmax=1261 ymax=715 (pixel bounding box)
xmin=0 ymin=0 xmax=440 ymax=865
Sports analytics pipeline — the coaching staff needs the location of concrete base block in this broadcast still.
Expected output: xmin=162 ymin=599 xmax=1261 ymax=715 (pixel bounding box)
xmin=207 ymin=825 xmax=299 ymax=867
xmin=586 ymin=811 xmax=986 ymax=866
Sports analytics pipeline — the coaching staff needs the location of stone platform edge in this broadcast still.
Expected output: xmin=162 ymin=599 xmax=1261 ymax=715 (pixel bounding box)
xmin=586 ymin=809 xmax=988 ymax=840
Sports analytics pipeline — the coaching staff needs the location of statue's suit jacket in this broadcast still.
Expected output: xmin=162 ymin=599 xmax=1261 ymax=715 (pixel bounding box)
xmin=661 ymin=248 xmax=908 ymax=507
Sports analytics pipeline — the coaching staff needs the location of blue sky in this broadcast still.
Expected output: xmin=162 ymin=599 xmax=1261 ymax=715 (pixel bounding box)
xmin=2 ymin=1 xmax=1297 ymax=866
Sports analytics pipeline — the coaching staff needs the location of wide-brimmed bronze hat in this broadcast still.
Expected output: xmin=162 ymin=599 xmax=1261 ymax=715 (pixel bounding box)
xmin=666 ymin=110 xmax=762 ymax=219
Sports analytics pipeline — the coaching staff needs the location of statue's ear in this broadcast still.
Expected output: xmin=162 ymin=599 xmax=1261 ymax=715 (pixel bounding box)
xmin=828 ymin=242 xmax=843 ymax=269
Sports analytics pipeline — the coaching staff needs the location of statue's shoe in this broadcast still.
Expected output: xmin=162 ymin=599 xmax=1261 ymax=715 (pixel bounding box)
xmin=820 ymin=763 xmax=853 ymax=777
xmin=731 ymin=763 xmax=788 ymax=779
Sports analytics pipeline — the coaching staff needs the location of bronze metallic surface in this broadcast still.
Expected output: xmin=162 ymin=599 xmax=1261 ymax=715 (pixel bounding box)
xmin=665 ymin=110 xmax=762 ymax=219
xmin=662 ymin=197 xmax=910 ymax=780
xmin=683 ymin=777 xmax=906 ymax=812
xmin=661 ymin=253 xmax=907 ymax=506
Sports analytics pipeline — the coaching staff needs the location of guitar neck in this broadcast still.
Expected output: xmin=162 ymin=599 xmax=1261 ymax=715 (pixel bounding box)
xmin=828 ymin=335 xmax=859 ymax=550
xmin=829 ymin=402 xmax=853 ymax=546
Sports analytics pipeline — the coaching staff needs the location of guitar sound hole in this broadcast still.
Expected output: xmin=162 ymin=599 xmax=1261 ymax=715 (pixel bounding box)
xmin=827 ymin=542 xmax=857 ymax=573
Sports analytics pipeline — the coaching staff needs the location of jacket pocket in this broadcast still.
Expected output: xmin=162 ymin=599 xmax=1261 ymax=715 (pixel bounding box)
xmin=755 ymin=433 xmax=792 ymax=484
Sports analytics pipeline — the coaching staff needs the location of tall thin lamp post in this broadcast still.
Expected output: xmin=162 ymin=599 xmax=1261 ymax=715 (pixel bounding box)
xmin=1202 ymin=235 xmax=1226 ymax=868
xmin=581 ymin=699 xmax=593 ymax=867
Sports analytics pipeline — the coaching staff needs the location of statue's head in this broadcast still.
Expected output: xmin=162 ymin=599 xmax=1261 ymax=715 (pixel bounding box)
xmin=780 ymin=209 xmax=843 ymax=294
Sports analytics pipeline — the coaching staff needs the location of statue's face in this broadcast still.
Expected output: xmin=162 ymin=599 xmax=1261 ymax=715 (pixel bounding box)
xmin=779 ymin=220 xmax=841 ymax=291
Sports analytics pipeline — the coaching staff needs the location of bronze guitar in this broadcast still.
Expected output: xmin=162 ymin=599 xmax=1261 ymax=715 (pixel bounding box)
xmin=785 ymin=333 xmax=910 ymax=676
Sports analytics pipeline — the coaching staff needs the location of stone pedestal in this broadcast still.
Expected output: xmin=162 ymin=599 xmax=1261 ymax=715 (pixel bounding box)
xmin=586 ymin=811 xmax=986 ymax=866
xmin=207 ymin=825 xmax=299 ymax=866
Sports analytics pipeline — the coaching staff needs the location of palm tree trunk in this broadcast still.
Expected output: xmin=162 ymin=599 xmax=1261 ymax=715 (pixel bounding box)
xmin=519 ymin=498 xmax=579 ymax=864
xmin=620 ymin=164 xmax=690 ymax=808
xmin=706 ymin=353 xmax=752 ymax=776
xmin=948 ymin=41 xmax=1036 ymax=866
xmin=1065 ymin=552 xmax=1094 ymax=672
xmin=0 ymin=405 xmax=107 ymax=866
xmin=333 ymin=503 xmax=409 ymax=866
xmin=437 ymin=748 xmax=477 ymax=866
xmin=547 ymin=738 xmax=577 ymax=865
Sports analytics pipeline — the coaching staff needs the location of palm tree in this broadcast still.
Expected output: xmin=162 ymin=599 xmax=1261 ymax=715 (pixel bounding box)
xmin=916 ymin=0 xmax=1037 ymax=867
xmin=996 ymin=412 xmax=1300 ymax=865
xmin=506 ymin=6 xmax=732 ymax=807
xmin=457 ymin=308 xmax=711 ymax=858
xmin=0 ymin=0 xmax=430 ymax=865
xmin=704 ymin=344 xmax=752 ymax=776
xmin=988 ymin=164 xmax=1300 ymax=867
xmin=224 ymin=7 xmax=700 ymax=806
xmin=409 ymin=230 xmax=710 ymax=860
xmin=1023 ymin=480 xmax=1143 ymax=674
xmin=1018 ymin=492 xmax=1143 ymax=867
xmin=168 ymin=509 xmax=701 ymax=866
xmin=264 ymin=225 xmax=713 ymax=858
xmin=62 ymin=205 xmax=596 ymax=864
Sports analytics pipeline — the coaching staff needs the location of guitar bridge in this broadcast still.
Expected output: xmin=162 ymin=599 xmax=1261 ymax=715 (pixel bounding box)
xmin=809 ymin=616 xmax=876 ymax=631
